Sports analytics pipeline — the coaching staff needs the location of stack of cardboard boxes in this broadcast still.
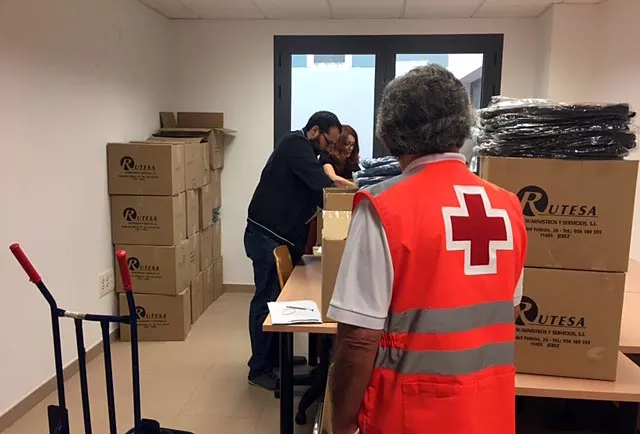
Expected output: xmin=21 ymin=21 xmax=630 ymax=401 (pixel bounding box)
xmin=107 ymin=112 xmax=233 ymax=342
xmin=155 ymin=112 xmax=231 ymax=319
xmin=481 ymin=156 xmax=638 ymax=380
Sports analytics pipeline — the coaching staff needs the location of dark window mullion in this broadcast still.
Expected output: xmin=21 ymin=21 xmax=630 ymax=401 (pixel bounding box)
xmin=373 ymin=43 xmax=395 ymax=158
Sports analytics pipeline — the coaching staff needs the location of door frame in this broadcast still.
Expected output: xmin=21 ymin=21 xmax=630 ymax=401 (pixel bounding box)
xmin=273 ymin=34 xmax=504 ymax=156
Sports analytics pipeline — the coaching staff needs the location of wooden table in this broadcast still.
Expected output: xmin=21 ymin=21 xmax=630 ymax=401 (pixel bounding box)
xmin=517 ymin=354 xmax=640 ymax=402
xmin=619 ymin=260 xmax=640 ymax=354
xmin=266 ymin=257 xmax=640 ymax=347
xmin=264 ymin=256 xmax=640 ymax=434
xmin=621 ymin=292 xmax=640 ymax=354
xmin=626 ymin=259 xmax=640 ymax=293
xmin=264 ymin=256 xmax=335 ymax=335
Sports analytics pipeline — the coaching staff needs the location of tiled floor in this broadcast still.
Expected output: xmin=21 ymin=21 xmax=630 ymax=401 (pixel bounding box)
xmin=2 ymin=293 xmax=314 ymax=434
xmin=1 ymin=292 xmax=611 ymax=434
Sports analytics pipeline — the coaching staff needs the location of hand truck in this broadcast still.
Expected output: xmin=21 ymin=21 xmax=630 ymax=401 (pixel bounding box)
xmin=10 ymin=244 xmax=194 ymax=434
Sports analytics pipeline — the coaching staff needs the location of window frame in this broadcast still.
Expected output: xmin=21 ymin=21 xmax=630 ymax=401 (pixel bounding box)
xmin=274 ymin=34 xmax=504 ymax=156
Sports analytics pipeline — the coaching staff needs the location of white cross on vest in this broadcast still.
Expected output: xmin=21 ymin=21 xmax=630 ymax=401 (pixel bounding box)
xmin=442 ymin=185 xmax=514 ymax=276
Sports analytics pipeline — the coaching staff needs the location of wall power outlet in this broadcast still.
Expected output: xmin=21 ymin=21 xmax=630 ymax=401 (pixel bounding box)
xmin=98 ymin=268 xmax=115 ymax=298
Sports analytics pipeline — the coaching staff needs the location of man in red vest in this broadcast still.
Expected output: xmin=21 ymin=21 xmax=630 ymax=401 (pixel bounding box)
xmin=328 ymin=65 xmax=527 ymax=434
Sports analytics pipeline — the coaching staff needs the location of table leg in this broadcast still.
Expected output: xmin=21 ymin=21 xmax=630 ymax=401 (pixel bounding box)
xmin=308 ymin=334 xmax=318 ymax=367
xmin=617 ymin=402 xmax=639 ymax=434
xmin=280 ymin=332 xmax=294 ymax=434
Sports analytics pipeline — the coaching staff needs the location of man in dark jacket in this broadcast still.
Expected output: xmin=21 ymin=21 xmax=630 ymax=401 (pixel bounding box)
xmin=245 ymin=111 xmax=341 ymax=390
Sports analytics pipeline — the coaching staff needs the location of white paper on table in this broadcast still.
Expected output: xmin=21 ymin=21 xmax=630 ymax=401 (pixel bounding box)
xmin=268 ymin=300 xmax=323 ymax=325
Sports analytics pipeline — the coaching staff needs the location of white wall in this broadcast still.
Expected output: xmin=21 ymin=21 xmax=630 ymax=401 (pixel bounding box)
xmin=170 ymin=18 xmax=542 ymax=285
xmin=539 ymin=4 xmax=598 ymax=102
xmin=534 ymin=6 xmax=554 ymax=98
xmin=590 ymin=0 xmax=640 ymax=260
xmin=538 ymin=0 xmax=640 ymax=259
xmin=0 ymin=0 xmax=170 ymax=418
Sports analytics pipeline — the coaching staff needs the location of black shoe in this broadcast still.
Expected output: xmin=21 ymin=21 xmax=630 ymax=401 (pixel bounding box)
xmin=248 ymin=371 xmax=280 ymax=391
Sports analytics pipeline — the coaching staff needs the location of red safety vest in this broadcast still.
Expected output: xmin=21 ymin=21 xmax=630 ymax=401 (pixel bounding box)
xmin=355 ymin=155 xmax=527 ymax=434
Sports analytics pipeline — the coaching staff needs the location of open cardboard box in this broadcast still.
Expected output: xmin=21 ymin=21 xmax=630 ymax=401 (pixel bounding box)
xmin=320 ymin=364 xmax=334 ymax=434
xmin=158 ymin=112 xmax=236 ymax=170
xmin=317 ymin=187 xmax=358 ymax=247
xmin=321 ymin=210 xmax=352 ymax=321
xmin=323 ymin=187 xmax=358 ymax=211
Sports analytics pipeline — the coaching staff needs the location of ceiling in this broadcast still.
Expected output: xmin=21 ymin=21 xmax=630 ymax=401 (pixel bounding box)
xmin=136 ymin=0 xmax=601 ymax=20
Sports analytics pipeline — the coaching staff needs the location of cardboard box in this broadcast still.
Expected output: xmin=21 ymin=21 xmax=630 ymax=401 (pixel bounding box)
xmin=177 ymin=112 xmax=225 ymax=129
xmin=212 ymin=219 xmax=222 ymax=260
xmin=107 ymin=142 xmax=185 ymax=196
xmin=203 ymin=258 xmax=224 ymax=308
xmin=211 ymin=169 xmax=222 ymax=210
xmin=213 ymin=256 xmax=223 ymax=302
xmin=185 ymin=142 xmax=210 ymax=190
xmin=320 ymin=364 xmax=334 ymax=434
xmin=191 ymin=272 xmax=204 ymax=324
xmin=316 ymin=211 xmax=323 ymax=247
xmin=170 ymin=111 xmax=235 ymax=169
xmin=110 ymin=193 xmax=187 ymax=246
xmin=324 ymin=187 xmax=358 ymax=211
xmin=114 ymin=242 xmax=189 ymax=295
xmin=198 ymin=184 xmax=214 ymax=230
xmin=480 ymin=157 xmax=638 ymax=272
xmin=160 ymin=112 xmax=177 ymax=128
xmin=321 ymin=210 xmax=352 ymax=321
xmin=188 ymin=232 xmax=200 ymax=279
xmin=149 ymin=129 xmax=210 ymax=189
xmin=203 ymin=264 xmax=214 ymax=308
xmin=119 ymin=288 xmax=191 ymax=342
xmin=186 ymin=189 xmax=199 ymax=237
xmin=516 ymin=267 xmax=625 ymax=381
xmin=200 ymin=225 xmax=214 ymax=270
xmin=209 ymin=133 xmax=225 ymax=169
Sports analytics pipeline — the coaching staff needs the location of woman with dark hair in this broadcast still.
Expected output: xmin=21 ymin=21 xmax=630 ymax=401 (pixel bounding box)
xmin=319 ymin=125 xmax=360 ymax=188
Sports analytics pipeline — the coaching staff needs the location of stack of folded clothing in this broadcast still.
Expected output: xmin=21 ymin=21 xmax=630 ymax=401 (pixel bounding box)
xmin=475 ymin=97 xmax=637 ymax=159
xmin=354 ymin=157 xmax=401 ymax=188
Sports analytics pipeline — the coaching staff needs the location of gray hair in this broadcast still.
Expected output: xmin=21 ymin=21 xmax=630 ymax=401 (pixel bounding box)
xmin=376 ymin=64 xmax=473 ymax=157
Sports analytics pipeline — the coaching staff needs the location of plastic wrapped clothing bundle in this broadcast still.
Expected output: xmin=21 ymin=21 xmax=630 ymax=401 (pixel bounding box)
xmin=359 ymin=156 xmax=397 ymax=169
xmin=355 ymin=162 xmax=401 ymax=178
xmin=356 ymin=176 xmax=389 ymax=188
xmin=354 ymin=156 xmax=401 ymax=188
xmin=476 ymin=97 xmax=637 ymax=159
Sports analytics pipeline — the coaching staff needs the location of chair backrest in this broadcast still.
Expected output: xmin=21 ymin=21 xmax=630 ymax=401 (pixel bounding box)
xmin=273 ymin=245 xmax=294 ymax=289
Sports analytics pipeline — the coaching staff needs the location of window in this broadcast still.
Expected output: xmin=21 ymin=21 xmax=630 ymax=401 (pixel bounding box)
xmin=292 ymin=55 xmax=307 ymax=68
xmin=274 ymin=35 xmax=503 ymax=157
xmin=292 ymin=55 xmax=377 ymax=159
xmin=313 ymin=54 xmax=346 ymax=65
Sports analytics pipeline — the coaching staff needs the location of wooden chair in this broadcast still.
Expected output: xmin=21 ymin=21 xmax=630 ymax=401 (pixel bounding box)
xmin=274 ymin=245 xmax=294 ymax=289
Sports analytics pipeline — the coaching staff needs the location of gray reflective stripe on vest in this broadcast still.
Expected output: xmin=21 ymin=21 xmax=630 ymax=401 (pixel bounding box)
xmin=386 ymin=301 xmax=514 ymax=334
xmin=375 ymin=342 xmax=514 ymax=376
xmin=366 ymin=173 xmax=407 ymax=197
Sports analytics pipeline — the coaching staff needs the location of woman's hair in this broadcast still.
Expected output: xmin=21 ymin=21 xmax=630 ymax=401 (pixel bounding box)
xmin=326 ymin=124 xmax=360 ymax=170
xmin=376 ymin=64 xmax=473 ymax=158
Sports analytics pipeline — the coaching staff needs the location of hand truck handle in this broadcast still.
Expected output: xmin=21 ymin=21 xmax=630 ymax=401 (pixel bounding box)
xmin=115 ymin=250 xmax=133 ymax=292
xmin=9 ymin=243 xmax=42 ymax=284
